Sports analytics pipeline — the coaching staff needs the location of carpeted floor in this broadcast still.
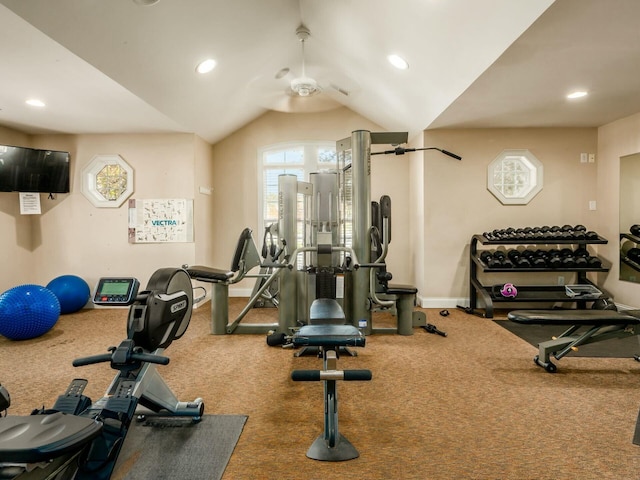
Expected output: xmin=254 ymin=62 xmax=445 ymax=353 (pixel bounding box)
xmin=3 ymin=300 xmax=640 ymax=479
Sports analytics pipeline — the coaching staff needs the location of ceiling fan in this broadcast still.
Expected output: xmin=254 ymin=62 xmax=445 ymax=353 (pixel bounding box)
xmin=253 ymin=25 xmax=355 ymax=113
xmin=289 ymin=25 xmax=321 ymax=98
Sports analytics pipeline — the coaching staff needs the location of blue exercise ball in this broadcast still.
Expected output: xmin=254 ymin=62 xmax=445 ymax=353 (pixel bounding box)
xmin=0 ymin=285 xmax=61 ymax=340
xmin=46 ymin=275 xmax=91 ymax=314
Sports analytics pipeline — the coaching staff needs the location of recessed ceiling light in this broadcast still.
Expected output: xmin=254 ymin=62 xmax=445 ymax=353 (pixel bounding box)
xmin=388 ymin=54 xmax=409 ymax=70
xmin=196 ymin=59 xmax=217 ymax=74
xmin=133 ymin=0 xmax=160 ymax=5
xmin=25 ymin=99 xmax=45 ymax=107
xmin=567 ymin=90 xmax=588 ymax=99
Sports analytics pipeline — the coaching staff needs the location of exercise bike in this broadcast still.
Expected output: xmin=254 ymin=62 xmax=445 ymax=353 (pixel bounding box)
xmin=0 ymin=267 xmax=204 ymax=479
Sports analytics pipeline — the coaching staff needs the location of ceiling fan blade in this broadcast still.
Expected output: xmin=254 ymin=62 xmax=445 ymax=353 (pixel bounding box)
xmin=329 ymin=83 xmax=350 ymax=96
xmin=271 ymin=93 xmax=342 ymax=113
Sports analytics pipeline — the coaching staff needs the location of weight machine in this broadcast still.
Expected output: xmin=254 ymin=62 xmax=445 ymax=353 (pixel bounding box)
xmin=276 ymin=130 xmax=460 ymax=334
xmin=189 ymin=130 xmax=460 ymax=336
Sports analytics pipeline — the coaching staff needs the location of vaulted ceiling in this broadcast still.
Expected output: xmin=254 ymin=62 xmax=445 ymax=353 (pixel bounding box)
xmin=0 ymin=0 xmax=639 ymax=145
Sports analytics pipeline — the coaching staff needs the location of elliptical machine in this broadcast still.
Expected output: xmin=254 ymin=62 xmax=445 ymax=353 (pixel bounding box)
xmin=0 ymin=267 xmax=204 ymax=479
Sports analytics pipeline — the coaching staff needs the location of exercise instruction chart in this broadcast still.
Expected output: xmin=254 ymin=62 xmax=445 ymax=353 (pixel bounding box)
xmin=128 ymin=198 xmax=194 ymax=243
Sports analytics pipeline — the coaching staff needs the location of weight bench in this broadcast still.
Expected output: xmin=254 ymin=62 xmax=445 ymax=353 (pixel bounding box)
xmin=507 ymin=309 xmax=640 ymax=372
xmin=291 ymin=298 xmax=372 ymax=461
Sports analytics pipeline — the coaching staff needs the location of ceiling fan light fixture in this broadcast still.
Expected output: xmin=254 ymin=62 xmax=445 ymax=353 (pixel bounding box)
xmin=291 ymin=76 xmax=319 ymax=97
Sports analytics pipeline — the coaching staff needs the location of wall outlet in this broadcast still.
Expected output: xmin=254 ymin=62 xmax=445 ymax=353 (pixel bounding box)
xmin=588 ymin=153 xmax=596 ymax=163
xmin=589 ymin=200 xmax=597 ymax=210
xmin=580 ymin=153 xmax=588 ymax=163
xmin=557 ymin=276 xmax=565 ymax=286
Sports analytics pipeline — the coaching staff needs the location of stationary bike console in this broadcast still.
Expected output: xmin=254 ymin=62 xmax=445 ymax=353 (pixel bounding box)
xmin=93 ymin=277 xmax=140 ymax=305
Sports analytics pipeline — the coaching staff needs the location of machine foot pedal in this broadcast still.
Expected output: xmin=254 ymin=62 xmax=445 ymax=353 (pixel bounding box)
xmin=105 ymin=380 xmax=138 ymax=416
xmin=65 ymin=378 xmax=89 ymax=396
xmin=114 ymin=380 xmax=135 ymax=398
xmin=52 ymin=379 xmax=91 ymax=414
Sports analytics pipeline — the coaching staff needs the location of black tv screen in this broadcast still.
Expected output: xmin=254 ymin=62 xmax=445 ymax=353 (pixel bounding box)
xmin=0 ymin=145 xmax=70 ymax=193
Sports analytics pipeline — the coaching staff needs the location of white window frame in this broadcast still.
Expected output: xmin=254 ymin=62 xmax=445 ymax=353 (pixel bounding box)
xmin=81 ymin=154 xmax=134 ymax=208
xmin=487 ymin=149 xmax=543 ymax=205
xmin=257 ymin=141 xmax=337 ymax=248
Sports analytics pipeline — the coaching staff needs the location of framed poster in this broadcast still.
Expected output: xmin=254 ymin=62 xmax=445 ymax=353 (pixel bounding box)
xmin=128 ymin=198 xmax=194 ymax=243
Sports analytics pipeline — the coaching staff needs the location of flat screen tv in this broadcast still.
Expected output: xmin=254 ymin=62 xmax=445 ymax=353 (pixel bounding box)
xmin=0 ymin=145 xmax=70 ymax=193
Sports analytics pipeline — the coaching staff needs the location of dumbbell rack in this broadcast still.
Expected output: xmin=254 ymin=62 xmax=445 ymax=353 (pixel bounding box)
xmin=469 ymin=233 xmax=610 ymax=318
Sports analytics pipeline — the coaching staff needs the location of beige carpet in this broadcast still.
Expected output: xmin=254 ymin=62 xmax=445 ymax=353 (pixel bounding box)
xmin=2 ymin=300 xmax=640 ymax=479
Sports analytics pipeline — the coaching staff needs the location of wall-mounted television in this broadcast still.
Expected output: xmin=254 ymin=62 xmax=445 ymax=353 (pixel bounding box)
xmin=0 ymin=145 xmax=70 ymax=193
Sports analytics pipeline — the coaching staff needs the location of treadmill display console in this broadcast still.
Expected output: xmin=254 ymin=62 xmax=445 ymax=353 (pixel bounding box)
xmin=93 ymin=278 xmax=140 ymax=306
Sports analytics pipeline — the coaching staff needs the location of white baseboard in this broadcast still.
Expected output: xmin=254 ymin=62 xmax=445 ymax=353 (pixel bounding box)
xmin=417 ymin=296 xmax=468 ymax=309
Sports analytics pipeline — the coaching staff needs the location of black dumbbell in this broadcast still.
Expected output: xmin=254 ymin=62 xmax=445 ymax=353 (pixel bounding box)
xmin=574 ymin=247 xmax=589 ymax=257
xmin=528 ymin=251 xmax=547 ymax=268
xmin=547 ymin=249 xmax=562 ymax=268
xmin=587 ymin=256 xmax=602 ymax=268
xmin=507 ymin=249 xmax=530 ymax=268
xmin=562 ymin=255 xmax=576 ymax=267
xmin=493 ymin=249 xmax=506 ymax=261
xmin=628 ymin=248 xmax=640 ymax=264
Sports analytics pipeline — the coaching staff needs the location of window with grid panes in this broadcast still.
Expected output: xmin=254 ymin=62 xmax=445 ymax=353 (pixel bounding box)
xmin=259 ymin=142 xmax=337 ymax=251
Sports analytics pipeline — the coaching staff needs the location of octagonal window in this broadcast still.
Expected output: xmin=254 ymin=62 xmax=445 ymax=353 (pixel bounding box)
xmin=487 ymin=149 xmax=543 ymax=205
xmin=81 ymin=154 xmax=134 ymax=208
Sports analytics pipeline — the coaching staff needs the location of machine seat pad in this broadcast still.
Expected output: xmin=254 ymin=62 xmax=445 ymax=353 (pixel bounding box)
xmin=185 ymin=265 xmax=234 ymax=282
xmin=0 ymin=412 xmax=102 ymax=463
xmin=293 ymin=324 xmax=365 ymax=347
xmin=385 ymin=284 xmax=418 ymax=295
xmin=309 ymin=298 xmax=345 ymax=325
xmin=508 ymin=309 xmax=640 ymax=326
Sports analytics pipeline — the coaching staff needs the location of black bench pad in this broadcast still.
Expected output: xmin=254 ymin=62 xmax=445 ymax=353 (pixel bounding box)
xmin=293 ymin=324 xmax=365 ymax=347
xmin=385 ymin=284 xmax=418 ymax=295
xmin=185 ymin=265 xmax=234 ymax=282
xmin=0 ymin=412 xmax=102 ymax=463
xmin=508 ymin=309 xmax=640 ymax=326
